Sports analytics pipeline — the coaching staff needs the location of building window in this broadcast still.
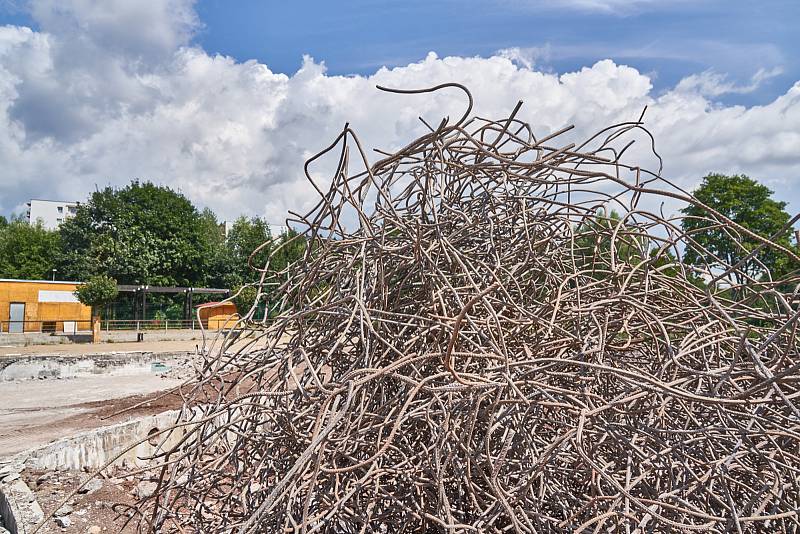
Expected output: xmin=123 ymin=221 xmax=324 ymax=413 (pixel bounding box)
xmin=57 ymin=206 xmax=63 ymax=213
xmin=56 ymin=218 xmax=63 ymax=223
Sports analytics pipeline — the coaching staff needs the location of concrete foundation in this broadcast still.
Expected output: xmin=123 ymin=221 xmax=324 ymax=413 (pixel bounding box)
xmin=0 ymin=478 xmax=43 ymax=534
xmin=24 ymin=410 xmax=190 ymax=471
xmin=0 ymin=486 xmax=17 ymax=534
xmin=0 ymin=342 xmax=202 ymax=531
xmin=0 ymin=408 xmax=197 ymax=532
xmin=0 ymin=351 xmax=191 ymax=382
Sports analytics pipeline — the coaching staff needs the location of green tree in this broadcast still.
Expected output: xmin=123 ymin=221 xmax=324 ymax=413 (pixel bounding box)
xmin=75 ymin=274 xmax=119 ymax=311
xmin=681 ymin=173 xmax=794 ymax=284
xmin=269 ymin=228 xmax=306 ymax=273
xmin=225 ymin=216 xmax=273 ymax=286
xmin=75 ymin=274 xmax=119 ymax=342
xmin=573 ymin=209 xmax=649 ymax=275
xmin=232 ymin=285 xmax=260 ymax=318
xmin=225 ymin=223 xmax=307 ymax=318
xmin=57 ymin=181 xmax=212 ymax=286
xmin=196 ymin=208 xmax=236 ymax=288
xmin=0 ymin=218 xmax=61 ymax=279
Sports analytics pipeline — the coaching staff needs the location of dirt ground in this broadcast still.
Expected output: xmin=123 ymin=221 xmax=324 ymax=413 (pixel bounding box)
xmin=1 ymin=380 xmax=190 ymax=532
xmin=0 ymin=338 xmax=267 ymax=531
xmin=0 ymin=338 xmax=264 ymax=456
xmin=0 ymin=339 xmax=209 ymax=457
xmin=0 ymin=375 xmax=187 ymax=457
xmin=23 ymin=468 xmax=140 ymax=533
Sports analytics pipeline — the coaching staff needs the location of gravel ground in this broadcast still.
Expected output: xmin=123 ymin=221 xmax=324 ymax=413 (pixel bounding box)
xmin=23 ymin=469 xmax=139 ymax=533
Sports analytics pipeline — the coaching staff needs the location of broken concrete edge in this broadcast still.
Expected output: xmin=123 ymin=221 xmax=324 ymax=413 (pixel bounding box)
xmin=0 ymin=349 xmax=196 ymax=361
xmin=0 ymin=484 xmax=18 ymax=534
xmin=0 ymin=478 xmax=44 ymax=534
xmin=23 ymin=408 xmax=196 ymax=471
xmin=0 ymin=406 xmax=204 ymax=532
xmin=0 ymin=349 xmax=197 ymax=365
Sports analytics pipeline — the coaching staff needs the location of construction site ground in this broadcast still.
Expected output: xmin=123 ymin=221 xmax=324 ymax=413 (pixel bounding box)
xmin=0 ymin=340 xmax=202 ymax=458
xmin=0 ymin=340 xmax=201 ymax=531
xmin=0 ymin=336 xmax=272 ymax=531
xmin=22 ymin=469 xmax=139 ymax=533
xmin=0 ymin=374 xmax=187 ymax=458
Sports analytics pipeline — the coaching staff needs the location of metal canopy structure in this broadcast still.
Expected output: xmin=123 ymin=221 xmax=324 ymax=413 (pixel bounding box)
xmin=116 ymin=285 xmax=230 ymax=321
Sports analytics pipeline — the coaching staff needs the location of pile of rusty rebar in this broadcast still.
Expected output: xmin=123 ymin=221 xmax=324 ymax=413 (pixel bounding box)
xmin=135 ymin=84 xmax=800 ymax=532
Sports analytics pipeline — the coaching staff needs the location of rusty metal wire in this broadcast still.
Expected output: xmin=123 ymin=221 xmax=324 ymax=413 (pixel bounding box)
xmin=128 ymin=84 xmax=800 ymax=533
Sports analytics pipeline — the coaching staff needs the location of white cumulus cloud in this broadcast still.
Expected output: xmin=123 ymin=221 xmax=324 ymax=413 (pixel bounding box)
xmin=675 ymin=67 xmax=784 ymax=98
xmin=0 ymin=0 xmax=798 ymax=226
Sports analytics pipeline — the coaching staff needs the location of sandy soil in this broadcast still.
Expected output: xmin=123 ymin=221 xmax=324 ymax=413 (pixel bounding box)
xmin=0 ymin=374 xmax=187 ymax=457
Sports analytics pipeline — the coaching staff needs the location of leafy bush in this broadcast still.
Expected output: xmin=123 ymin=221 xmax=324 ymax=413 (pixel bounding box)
xmin=233 ymin=285 xmax=258 ymax=318
xmin=75 ymin=274 xmax=119 ymax=314
xmin=0 ymin=218 xmax=60 ymax=279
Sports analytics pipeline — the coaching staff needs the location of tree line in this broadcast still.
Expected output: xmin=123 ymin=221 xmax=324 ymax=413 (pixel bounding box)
xmin=1 ymin=173 xmax=796 ymax=305
xmin=0 ymin=181 xmax=304 ymax=309
xmin=574 ymin=172 xmax=798 ymax=288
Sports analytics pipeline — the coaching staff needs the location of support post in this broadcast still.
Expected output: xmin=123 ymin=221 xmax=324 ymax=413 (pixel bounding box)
xmin=91 ymin=314 xmax=101 ymax=343
xmin=188 ymin=289 xmax=194 ymax=330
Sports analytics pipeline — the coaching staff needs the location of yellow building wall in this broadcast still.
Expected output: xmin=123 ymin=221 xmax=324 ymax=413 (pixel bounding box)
xmin=207 ymin=313 xmax=240 ymax=330
xmin=0 ymin=280 xmax=92 ymax=333
xmin=198 ymin=303 xmax=239 ymax=330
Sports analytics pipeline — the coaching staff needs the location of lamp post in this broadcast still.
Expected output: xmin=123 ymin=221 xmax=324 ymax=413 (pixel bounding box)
xmin=52 ymin=268 xmax=57 ymax=281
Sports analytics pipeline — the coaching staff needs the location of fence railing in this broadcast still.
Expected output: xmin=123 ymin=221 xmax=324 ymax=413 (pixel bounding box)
xmin=101 ymin=319 xmax=204 ymax=331
xmin=0 ymin=318 xmax=237 ymax=334
xmin=0 ymin=319 xmax=93 ymax=334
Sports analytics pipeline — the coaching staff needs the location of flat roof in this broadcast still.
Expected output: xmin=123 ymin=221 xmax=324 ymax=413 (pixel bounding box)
xmin=0 ymin=279 xmax=82 ymax=285
xmin=117 ymin=285 xmax=229 ymax=293
xmin=27 ymin=199 xmax=80 ymax=204
xmin=195 ymin=301 xmax=235 ymax=308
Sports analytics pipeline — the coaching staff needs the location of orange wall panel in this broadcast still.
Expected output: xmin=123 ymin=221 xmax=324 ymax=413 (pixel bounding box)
xmin=0 ymin=280 xmax=91 ymax=332
xmin=198 ymin=303 xmax=239 ymax=330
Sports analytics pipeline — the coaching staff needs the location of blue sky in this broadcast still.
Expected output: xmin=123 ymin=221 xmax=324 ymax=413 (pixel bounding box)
xmin=195 ymin=0 xmax=798 ymax=104
xmin=2 ymin=0 xmax=798 ymax=106
xmin=146 ymin=0 xmax=797 ymax=105
xmin=0 ymin=0 xmax=797 ymax=220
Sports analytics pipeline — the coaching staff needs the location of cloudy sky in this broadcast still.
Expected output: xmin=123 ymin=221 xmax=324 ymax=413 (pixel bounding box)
xmin=0 ymin=0 xmax=798 ymax=224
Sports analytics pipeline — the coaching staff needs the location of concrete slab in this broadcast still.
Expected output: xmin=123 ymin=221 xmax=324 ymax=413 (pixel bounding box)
xmin=0 ymin=375 xmax=183 ymax=457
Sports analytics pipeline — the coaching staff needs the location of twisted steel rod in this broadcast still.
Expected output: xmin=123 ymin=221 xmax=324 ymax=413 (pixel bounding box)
xmin=105 ymin=84 xmax=800 ymax=533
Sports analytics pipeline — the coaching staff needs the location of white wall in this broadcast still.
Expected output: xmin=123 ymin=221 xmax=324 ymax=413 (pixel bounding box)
xmin=27 ymin=199 xmax=79 ymax=230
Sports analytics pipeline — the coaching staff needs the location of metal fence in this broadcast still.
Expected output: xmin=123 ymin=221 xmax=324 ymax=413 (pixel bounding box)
xmin=0 ymin=318 xmax=226 ymax=334
xmin=0 ymin=319 xmax=93 ymax=334
xmin=101 ymin=319 xmax=204 ymax=331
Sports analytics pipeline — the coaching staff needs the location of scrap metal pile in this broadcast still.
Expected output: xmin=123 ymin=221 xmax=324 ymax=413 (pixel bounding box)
xmin=139 ymin=85 xmax=800 ymax=532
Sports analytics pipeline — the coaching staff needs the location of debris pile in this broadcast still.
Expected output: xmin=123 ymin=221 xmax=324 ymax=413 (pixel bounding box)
xmin=137 ymin=85 xmax=800 ymax=532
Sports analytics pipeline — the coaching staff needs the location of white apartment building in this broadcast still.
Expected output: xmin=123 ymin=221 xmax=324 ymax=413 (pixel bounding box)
xmin=27 ymin=199 xmax=80 ymax=230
